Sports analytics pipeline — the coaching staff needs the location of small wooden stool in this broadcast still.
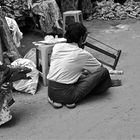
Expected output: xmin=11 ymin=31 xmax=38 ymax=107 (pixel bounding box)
xmin=36 ymin=44 xmax=54 ymax=86
xmin=63 ymin=10 xmax=83 ymax=36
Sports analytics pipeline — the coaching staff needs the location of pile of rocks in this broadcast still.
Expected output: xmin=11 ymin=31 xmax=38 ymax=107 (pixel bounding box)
xmin=92 ymin=0 xmax=140 ymax=20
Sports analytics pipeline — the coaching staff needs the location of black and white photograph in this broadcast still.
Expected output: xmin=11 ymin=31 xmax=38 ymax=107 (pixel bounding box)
xmin=0 ymin=0 xmax=140 ymax=139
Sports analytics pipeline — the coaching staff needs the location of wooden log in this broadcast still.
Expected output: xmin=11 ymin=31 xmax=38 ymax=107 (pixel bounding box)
xmin=0 ymin=8 xmax=21 ymax=60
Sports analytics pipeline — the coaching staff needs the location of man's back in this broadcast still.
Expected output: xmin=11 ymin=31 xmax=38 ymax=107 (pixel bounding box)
xmin=47 ymin=42 xmax=101 ymax=84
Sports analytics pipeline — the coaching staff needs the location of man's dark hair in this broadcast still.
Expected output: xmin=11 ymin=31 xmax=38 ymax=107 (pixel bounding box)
xmin=64 ymin=22 xmax=87 ymax=43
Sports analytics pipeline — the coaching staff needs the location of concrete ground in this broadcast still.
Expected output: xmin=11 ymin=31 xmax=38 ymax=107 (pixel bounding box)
xmin=1 ymin=19 xmax=140 ymax=140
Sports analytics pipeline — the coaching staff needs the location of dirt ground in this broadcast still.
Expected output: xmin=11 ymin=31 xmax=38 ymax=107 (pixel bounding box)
xmin=1 ymin=19 xmax=140 ymax=140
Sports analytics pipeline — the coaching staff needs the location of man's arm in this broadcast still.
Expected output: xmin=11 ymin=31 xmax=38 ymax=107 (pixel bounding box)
xmin=83 ymin=53 xmax=102 ymax=73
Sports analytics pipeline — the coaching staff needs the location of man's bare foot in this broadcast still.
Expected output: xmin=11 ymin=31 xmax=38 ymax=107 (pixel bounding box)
xmin=111 ymin=79 xmax=122 ymax=87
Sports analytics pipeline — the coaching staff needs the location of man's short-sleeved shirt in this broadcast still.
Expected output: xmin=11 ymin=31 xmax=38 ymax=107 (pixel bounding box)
xmin=47 ymin=43 xmax=101 ymax=84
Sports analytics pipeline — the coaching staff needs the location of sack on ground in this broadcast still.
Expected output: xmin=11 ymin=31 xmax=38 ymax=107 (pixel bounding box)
xmin=11 ymin=58 xmax=39 ymax=95
xmin=24 ymin=48 xmax=36 ymax=65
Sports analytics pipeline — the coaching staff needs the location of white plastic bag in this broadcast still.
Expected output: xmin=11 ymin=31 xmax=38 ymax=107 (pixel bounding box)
xmin=24 ymin=48 xmax=36 ymax=65
xmin=5 ymin=16 xmax=23 ymax=48
xmin=11 ymin=58 xmax=39 ymax=95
